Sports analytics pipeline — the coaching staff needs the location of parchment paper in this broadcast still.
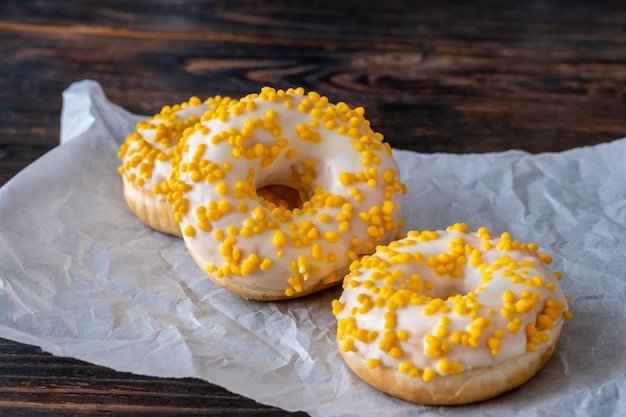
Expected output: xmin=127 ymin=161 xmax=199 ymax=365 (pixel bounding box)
xmin=1 ymin=80 xmax=625 ymax=417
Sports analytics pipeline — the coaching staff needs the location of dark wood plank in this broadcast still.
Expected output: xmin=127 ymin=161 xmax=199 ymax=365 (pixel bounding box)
xmin=1 ymin=1 xmax=624 ymax=163
xmin=0 ymin=338 xmax=307 ymax=416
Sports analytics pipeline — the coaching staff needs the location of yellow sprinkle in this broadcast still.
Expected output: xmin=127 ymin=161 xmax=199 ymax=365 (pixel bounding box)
xmin=318 ymin=213 xmax=332 ymax=223
xmin=367 ymin=358 xmax=380 ymax=369
xmin=325 ymin=231 xmax=341 ymax=243
xmin=339 ymin=172 xmax=356 ymax=185
xmin=389 ymin=347 xmax=403 ymax=358
xmin=217 ymin=200 xmax=232 ymax=213
xmin=341 ymin=338 xmax=355 ymax=352
xmin=252 ymin=207 xmax=266 ymax=220
xmin=259 ymin=258 xmax=272 ymax=271
xmin=422 ymin=367 xmax=436 ymax=382
xmin=503 ymin=289 xmax=516 ymax=303
xmin=311 ymin=244 xmax=324 ymax=261
xmin=216 ymin=182 xmax=228 ymax=196
xmin=273 ymin=230 xmax=288 ymax=247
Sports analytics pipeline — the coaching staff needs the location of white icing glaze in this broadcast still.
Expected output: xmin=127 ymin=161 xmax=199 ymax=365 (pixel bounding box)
xmin=334 ymin=225 xmax=571 ymax=379
xmin=170 ymin=87 xmax=406 ymax=296
xmin=118 ymin=100 xmax=215 ymax=192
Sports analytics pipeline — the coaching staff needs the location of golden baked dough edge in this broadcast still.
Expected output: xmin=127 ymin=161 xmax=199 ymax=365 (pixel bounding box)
xmin=340 ymin=320 xmax=563 ymax=405
xmin=122 ymin=176 xmax=182 ymax=237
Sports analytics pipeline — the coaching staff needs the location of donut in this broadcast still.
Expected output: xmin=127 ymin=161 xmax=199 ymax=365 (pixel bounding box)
xmin=118 ymin=95 xmax=304 ymax=236
xmin=168 ymin=86 xmax=406 ymax=300
xmin=117 ymin=96 xmax=224 ymax=236
xmin=333 ymin=223 xmax=573 ymax=405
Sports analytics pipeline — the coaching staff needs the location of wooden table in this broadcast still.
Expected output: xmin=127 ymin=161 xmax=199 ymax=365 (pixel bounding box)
xmin=1 ymin=1 xmax=624 ymax=415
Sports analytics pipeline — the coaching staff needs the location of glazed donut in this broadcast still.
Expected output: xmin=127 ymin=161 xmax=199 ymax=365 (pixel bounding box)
xmin=118 ymin=96 xmax=224 ymax=236
xmin=333 ymin=223 xmax=573 ymax=405
xmin=168 ymin=86 xmax=406 ymax=300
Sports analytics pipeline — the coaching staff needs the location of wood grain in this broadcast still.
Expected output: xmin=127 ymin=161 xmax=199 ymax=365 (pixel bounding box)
xmin=0 ymin=338 xmax=306 ymax=416
xmin=0 ymin=0 xmax=625 ymax=415
xmin=2 ymin=1 xmax=625 ymax=162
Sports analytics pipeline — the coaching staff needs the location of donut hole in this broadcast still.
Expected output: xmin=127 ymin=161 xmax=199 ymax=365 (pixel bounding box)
xmin=257 ymin=184 xmax=304 ymax=210
xmin=421 ymin=280 xmax=464 ymax=300
xmin=420 ymin=275 xmax=481 ymax=303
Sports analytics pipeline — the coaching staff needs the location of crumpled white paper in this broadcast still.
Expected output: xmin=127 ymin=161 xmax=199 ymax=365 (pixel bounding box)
xmin=1 ymin=79 xmax=625 ymax=417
